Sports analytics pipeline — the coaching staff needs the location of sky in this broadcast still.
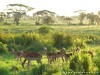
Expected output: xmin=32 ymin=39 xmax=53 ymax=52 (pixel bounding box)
xmin=0 ymin=0 xmax=100 ymax=16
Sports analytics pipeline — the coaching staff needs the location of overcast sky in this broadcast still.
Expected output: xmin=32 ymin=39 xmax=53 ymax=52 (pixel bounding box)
xmin=0 ymin=0 xmax=100 ymax=16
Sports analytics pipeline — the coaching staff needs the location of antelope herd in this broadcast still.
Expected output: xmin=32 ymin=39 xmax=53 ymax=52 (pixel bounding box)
xmin=10 ymin=47 xmax=93 ymax=68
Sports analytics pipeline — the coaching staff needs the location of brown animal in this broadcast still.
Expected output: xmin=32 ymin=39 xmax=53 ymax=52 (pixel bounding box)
xmin=10 ymin=48 xmax=22 ymax=63
xmin=57 ymin=47 xmax=73 ymax=62
xmin=64 ymin=53 xmax=73 ymax=62
xmin=56 ymin=47 xmax=66 ymax=62
xmin=43 ymin=47 xmax=56 ymax=64
xmin=21 ymin=51 xmax=42 ymax=68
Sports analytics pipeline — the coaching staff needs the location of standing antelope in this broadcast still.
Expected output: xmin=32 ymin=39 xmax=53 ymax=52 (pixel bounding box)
xmin=58 ymin=47 xmax=73 ymax=63
xmin=21 ymin=51 xmax=42 ymax=68
xmin=56 ymin=47 xmax=66 ymax=62
xmin=43 ymin=47 xmax=56 ymax=64
xmin=10 ymin=48 xmax=22 ymax=63
xmin=64 ymin=53 xmax=73 ymax=63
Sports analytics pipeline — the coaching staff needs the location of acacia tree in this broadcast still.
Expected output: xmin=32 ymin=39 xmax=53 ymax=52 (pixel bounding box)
xmin=64 ymin=17 xmax=73 ymax=25
xmin=78 ymin=12 xmax=86 ymax=25
xmin=95 ymin=15 xmax=100 ymax=26
xmin=86 ymin=12 xmax=96 ymax=25
xmin=6 ymin=4 xmax=33 ymax=25
xmin=74 ymin=10 xmax=86 ymax=25
xmin=59 ymin=16 xmax=72 ymax=25
xmin=42 ymin=15 xmax=54 ymax=25
xmin=33 ymin=10 xmax=56 ymax=25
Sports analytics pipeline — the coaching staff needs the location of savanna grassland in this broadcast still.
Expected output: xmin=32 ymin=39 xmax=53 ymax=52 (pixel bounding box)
xmin=0 ymin=20 xmax=100 ymax=75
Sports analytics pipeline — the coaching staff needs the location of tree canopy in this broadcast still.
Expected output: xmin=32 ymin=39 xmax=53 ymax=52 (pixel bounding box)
xmin=6 ymin=3 xmax=34 ymax=25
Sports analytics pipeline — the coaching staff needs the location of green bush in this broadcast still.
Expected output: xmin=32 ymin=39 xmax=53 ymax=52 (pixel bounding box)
xmin=27 ymin=40 xmax=44 ymax=52
xmin=64 ymin=35 xmax=74 ymax=48
xmin=0 ymin=42 xmax=8 ymax=54
xmin=3 ymin=22 xmax=12 ymax=25
xmin=53 ymin=33 xmax=74 ymax=49
xmin=31 ymin=64 xmax=60 ymax=75
xmin=0 ymin=33 xmax=14 ymax=44
xmin=38 ymin=26 xmax=52 ymax=34
xmin=74 ymin=38 xmax=87 ymax=48
xmin=69 ymin=54 xmax=97 ymax=74
xmin=69 ymin=54 xmax=83 ymax=72
xmin=53 ymin=32 xmax=65 ymax=49
xmin=15 ymin=33 xmax=40 ymax=46
xmin=0 ymin=68 xmax=10 ymax=75
xmin=82 ymin=55 xmax=92 ymax=72
xmin=35 ymin=21 xmax=42 ymax=25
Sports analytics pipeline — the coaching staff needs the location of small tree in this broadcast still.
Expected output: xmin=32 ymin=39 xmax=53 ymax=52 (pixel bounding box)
xmin=33 ymin=10 xmax=56 ymax=25
xmin=78 ymin=12 xmax=86 ymax=25
xmin=0 ymin=12 xmax=6 ymax=22
xmin=95 ymin=15 xmax=100 ymax=26
xmin=86 ymin=12 xmax=96 ymax=25
xmin=6 ymin=4 xmax=33 ymax=25
xmin=65 ymin=17 xmax=73 ymax=25
xmin=42 ymin=15 xmax=54 ymax=25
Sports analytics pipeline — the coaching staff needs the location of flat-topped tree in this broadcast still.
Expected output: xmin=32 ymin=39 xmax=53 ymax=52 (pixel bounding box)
xmin=78 ymin=12 xmax=86 ymax=25
xmin=86 ymin=12 xmax=96 ymax=25
xmin=33 ymin=10 xmax=56 ymax=25
xmin=6 ymin=3 xmax=34 ymax=25
xmin=74 ymin=10 xmax=86 ymax=25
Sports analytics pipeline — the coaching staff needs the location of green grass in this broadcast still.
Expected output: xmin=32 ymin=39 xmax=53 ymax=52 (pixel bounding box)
xmin=0 ymin=21 xmax=100 ymax=74
xmin=0 ymin=23 xmax=100 ymax=35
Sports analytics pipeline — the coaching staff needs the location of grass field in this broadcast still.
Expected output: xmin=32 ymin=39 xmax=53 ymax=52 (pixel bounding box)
xmin=0 ymin=23 xmax=100 ymax=75
xmin=0 ymin=24 xmax=100 ymax=36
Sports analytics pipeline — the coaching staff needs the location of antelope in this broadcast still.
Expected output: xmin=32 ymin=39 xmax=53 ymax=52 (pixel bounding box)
xmin=61 ymin=47 xmax=73 ymax=62
xmin=21 ymin=51 xmax=42 ymax=68
xmin=64 ymin=53 xmax=73 ymax=62
xmin=43 ymin=47 xmax=56 ymax=64
xmin=10 ymin=48 xmax=22 ymax=63
xmin=56 ymin=47 xmax=66 ymax=62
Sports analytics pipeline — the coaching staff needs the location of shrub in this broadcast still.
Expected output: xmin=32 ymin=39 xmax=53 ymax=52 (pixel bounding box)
xmin=0 ymin=42 xmax=8 ymax=54
xmin=27 ymin=40 xmax=44 ymax=52
xmin=38 ymin=26 xmax=52 ymax=34
xmin=3 ymin=22 xmax=12 ymax=25
xmin=35 ymin=21 xmax=42 ymax=25
xmin=74 ymin=38 xmax=87 ymax=48
xmin=31 ymin=64 xmax=60 ymax=75
xmin=69 ymin=54 xmax=97 ymax=74
xmin=69 ymin=54 xmax=83 ymax=72
xmin=15 ymin=33 xmax=40 ymax=46
xmin=0 ymin=68 xmax=10 ymax=75
xmin=0 ymin=33 xmax=14 ymax=44
xmin=53 ymin=32 xmax=65 ymax=49
xmin=82 ymin=55 xmax=92 ymax=72
xmin=64 ymin=35 xmax=74 ymax=48
xmin=53 ymin=33 xmax=74 ymax=49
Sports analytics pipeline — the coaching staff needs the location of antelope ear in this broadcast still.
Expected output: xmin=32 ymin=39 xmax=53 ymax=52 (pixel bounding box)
xmin=62 ymin=47 xmax=65 ymax=50
xmin=43 ymin=47 xmax=47 ymax=50
xmin=11 ymin=48 xmax=14 ymax=51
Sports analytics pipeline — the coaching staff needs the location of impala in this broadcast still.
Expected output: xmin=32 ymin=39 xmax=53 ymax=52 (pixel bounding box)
xmin=43 ymin=47 xmax=56 ymax=64
xmin=61 ymin=47 xmax=73 ymax=62
xmin=64 ymin=53 xmax=73 ymax=62
xmin=10 ymin=48 xmax=22 ymax=63
xmin=56 ymin=47 xmax=66 ymax=62
xmin=21 ymin=51 xmax=42 ymax=68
